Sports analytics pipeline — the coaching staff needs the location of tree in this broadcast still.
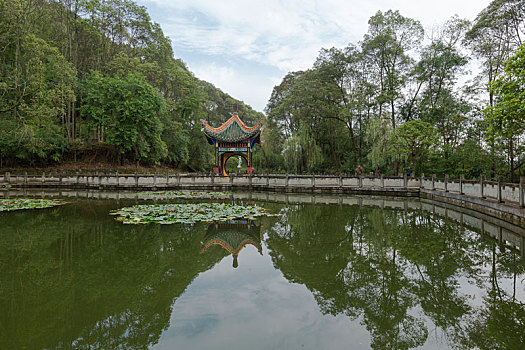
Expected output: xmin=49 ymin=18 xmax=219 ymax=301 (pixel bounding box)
xmin=0 ymin=29 xmax=76 ymax=165
xmin=283 ymin=125 xmax=322 ymax=173
xmin=391 ymin=120 xmax=436 ymax=174
xmin=366 ymin=115 xmax=394 ymax=173
xmin=486 ymin=44 xmax=525 ymax=180
xmin=80 ymin=71 xmax=167 ymax=164
xmin=0 ymin=0 xmax=260 ymax=169
xmin=362 ymin=10 xmax=424 ymax=175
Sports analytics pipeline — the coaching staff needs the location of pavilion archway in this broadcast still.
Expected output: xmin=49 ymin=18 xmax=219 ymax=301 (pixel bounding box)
xmin=201 ymin=105 xmax=263 ymax=178
xmin=221 ymin=152 xmax=248 ymax=177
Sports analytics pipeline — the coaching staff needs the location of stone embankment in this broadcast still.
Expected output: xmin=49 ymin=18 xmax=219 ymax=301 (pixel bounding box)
xmin=2 ymin=172 xmax=525 ymax=226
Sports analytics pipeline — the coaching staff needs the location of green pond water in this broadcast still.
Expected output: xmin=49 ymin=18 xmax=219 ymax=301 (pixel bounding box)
xmin=1 ymin=190 xmax=525 ymax=349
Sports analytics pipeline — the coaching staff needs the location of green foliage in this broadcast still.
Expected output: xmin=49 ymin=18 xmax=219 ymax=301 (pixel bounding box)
xmin=137 ymin=190 xmax=230 ymax=199
xmin=80 ymin=71 xmax=168 ymax=163
xmin=391 ymin=120 xmax=437 ymax=172
xmin=265 ymin=4 xmax=520 ymax=179
xmin=1 ymin=0 xmax=523 ymax=178
xmin=486 ymin=44 xmax=525 ymax=139
xmin=366 ymin=115 xmax=394 ymax=172
xmin=0 ymin=0 xmax=260 ymax=169
xmin=283 ymin=126 xmax=322 ymax=173
xmin=0 ymin=27 xmax=76 ymax=164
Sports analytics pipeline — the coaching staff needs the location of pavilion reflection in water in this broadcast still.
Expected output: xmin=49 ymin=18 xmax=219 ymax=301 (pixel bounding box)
xmin=201 ymin=219 xmax=263 ymax=268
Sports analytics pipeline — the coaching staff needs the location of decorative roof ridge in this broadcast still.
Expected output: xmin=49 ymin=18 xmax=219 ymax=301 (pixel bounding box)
xmin=201 ymin=115 xmax=263 ymax=133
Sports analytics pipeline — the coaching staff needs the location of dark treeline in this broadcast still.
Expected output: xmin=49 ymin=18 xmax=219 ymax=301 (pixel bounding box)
xmin=262 ymin=1 xmax=525 ymax=181
xmin=0 ymin=0 xmax=263 ymax=170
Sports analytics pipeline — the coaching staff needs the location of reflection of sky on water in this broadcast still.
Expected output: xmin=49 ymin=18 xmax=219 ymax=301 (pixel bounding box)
xmin=152 ymin=245 xmax=371 ymax=350
xmin=151 ymin=240 xmax=525 ymax=350
xmin=152 ymin=232 xmax=525 ymax=350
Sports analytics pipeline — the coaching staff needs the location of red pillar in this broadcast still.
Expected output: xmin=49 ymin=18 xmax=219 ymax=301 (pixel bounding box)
xmin=247 ymin=147 xmax=254 ymax=174
xmin=213 ymin=147 xmax=220 ymax=174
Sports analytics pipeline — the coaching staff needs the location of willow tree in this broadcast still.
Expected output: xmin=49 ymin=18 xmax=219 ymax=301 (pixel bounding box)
xmin=283 ymin=126 xmax=322 ymax=174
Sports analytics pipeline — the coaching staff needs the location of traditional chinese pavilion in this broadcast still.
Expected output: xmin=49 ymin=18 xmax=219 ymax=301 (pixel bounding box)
xmin=201 ymin=105 xmax=263 ymax=177
xmin=200 ymin=220 xmax=263 ymax=268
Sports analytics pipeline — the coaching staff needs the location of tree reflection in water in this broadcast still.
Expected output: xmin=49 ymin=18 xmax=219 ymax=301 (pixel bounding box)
xmin=0 ymin=200 xmax=226 ymax=349
xmin=265 ymin=204 xmax=525 ymax=349
xmin=1 ymin=197 xmax=524 ymax=349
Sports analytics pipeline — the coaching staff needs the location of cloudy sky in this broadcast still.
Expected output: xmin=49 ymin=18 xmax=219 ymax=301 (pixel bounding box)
xmin=137 ymin=0 xmax=492 ymax=112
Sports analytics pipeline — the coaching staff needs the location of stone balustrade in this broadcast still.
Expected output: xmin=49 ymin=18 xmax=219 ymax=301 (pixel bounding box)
xmin=1 ymin=172 xmax=523 ymax=203
xmin=2 ymin=171 xmax=525 ymax=225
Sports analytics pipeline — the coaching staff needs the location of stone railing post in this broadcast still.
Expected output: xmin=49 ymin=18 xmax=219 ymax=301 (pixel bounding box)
xmin=381 ymin=174 xmax=384 ymax=188
xmin=4 ymin=172 xmax=10 ymax=184
xmin=249 ymin=173 xmax=252 ymax=189
xmin=432 ymin=174 xmax=436 ymax=190
xmin=285 ymin=174 xmax=289 ymax=188
xmin=312 ymin=175 xmax=316 ymax=189
xmin=42 ymin=172 xmax=45 ymax=184
xmin=403 ymin=174 xmax=408 ymax=188
xmin=115 ymin=172 xmax=119 ymax=186
xmin=135 ymin=173 xmax=139 ymax=187
xmin=480 ymin=175 xmax=485 ymax=198
xmin=24 ymin=172 xmax=28 ymax=186
xmin=266 ymin=173 xmax=270 ymax=186
xmin=358 ymin=175 xmax=363 ymax=188
xmin=497 ymin=176 xmax=503 ymax=203
xmin=444 ymin=175 xmax=449 ymax=192
xmin=153 ymin=174 xmax=157 ymax=188
xmin=420 ymin=173 xmax=424 ymax=189
xmin=459 ymin=175 xmax=464 ymax=195
xmin=519 ymin=176 xmax=525 ymax=208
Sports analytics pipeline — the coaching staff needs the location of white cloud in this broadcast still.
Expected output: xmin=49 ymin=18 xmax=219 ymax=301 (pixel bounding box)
xmin=189 ymin=62 xmax=281 ymax=112
xmin=139 ymin=0 xmax=492 ymax=112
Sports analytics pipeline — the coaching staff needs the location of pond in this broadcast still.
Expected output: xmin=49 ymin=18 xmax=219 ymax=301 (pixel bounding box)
xmin=1 ymin=190 xmax=525 ymax=349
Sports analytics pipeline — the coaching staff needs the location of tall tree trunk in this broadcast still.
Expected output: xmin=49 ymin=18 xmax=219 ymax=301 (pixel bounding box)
xmin=339 ymin=87 xmax=358 ymax=165
xmin=391 ymin=99 xmax=398 ymax=176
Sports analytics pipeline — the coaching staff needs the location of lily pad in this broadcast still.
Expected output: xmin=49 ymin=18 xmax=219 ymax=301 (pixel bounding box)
xmin=0 ymin=198 xmax=66 ymax=212
xmin=137 ymin=190 xmax=230 ymax=200
xmin=110 ymin=203 xmax=278 ymax=224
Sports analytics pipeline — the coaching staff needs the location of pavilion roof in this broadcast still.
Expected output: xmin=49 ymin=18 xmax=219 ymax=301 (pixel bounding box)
xmin=201 ymin=114 xmax=263 ymax=143
xmin=200 ymin=221 xmax=262 ymax=256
